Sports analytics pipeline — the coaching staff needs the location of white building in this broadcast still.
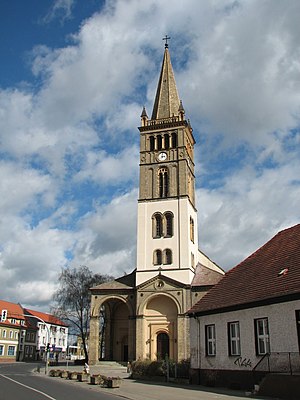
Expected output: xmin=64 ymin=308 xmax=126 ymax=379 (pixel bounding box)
xmin=188 ymin=224 xmax=300 ymax=392
xmin=25 ymin=309 xmax=68 ymax=361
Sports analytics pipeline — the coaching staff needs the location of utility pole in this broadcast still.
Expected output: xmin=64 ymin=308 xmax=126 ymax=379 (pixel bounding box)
xmin=23 ymin=314 xmax=50 ymax=375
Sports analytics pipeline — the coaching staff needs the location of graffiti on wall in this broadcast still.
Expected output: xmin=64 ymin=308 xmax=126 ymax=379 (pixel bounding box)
xmin=234 ymin=356 xmax=252 ymax=368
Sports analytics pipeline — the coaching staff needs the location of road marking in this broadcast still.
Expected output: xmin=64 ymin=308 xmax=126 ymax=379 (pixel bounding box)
xmin=0 ymin=374 xmax=57 ymax=400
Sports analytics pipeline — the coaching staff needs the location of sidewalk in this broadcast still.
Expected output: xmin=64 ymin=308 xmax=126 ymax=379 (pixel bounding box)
xmin=37 ymin=362 xmax=265 ymax=400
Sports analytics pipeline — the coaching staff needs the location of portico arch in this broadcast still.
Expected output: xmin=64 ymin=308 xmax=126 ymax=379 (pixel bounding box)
xmin=89 ymin=295 xmax=135 ymax=364
xmin=142 ymin=294 xmax=178 ymax=360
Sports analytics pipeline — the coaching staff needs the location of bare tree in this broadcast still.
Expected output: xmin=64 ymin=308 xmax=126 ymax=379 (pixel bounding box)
xmin=53 ymin=265 xmax=113 ymax=362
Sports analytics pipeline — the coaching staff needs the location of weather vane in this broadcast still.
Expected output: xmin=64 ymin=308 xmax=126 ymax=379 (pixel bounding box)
xmin=163 ymin=35 xmax=170 ymax=49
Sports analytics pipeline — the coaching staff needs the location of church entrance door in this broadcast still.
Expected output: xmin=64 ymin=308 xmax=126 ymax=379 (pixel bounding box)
xmin=157 ymin=332 xmax=169 ymax=360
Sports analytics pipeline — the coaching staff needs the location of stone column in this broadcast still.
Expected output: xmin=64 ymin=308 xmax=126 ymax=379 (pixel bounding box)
xmin=89 ymin=316 xmax=99 ymax=365
xmin=177 ymin=314 xmax=190 ymax=361
xmin=128 ymin=316 xmax=136 ymax=361
xmin=135 ymin=315 xmax=144 ymax=360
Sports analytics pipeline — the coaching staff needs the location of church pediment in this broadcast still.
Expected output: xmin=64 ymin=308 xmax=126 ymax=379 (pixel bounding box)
xmin=136 ymin=273 xmax=189 ymax=292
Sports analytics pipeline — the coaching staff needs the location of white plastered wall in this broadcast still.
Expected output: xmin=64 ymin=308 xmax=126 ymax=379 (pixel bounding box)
xmin=136 ymin=197 xmax=198 ymax=286
xmin=190 ymin=300 xmax=300 ymax=371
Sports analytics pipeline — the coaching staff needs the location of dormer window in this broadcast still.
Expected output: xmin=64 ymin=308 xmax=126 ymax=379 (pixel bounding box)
xmin=1 ymin=310 xmax=7 ymax=322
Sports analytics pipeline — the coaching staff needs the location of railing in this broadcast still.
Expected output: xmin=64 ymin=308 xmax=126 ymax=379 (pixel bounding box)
xmin=140 ymin=116 xmax=188 ymax=131
xmin=163 ymin=359 xmax=190 ymax=380
xmin=253 ymin=352 xmax=300 ymax=384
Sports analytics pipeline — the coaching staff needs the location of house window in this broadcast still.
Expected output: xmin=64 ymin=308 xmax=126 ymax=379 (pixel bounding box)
xmin=10 ymin=330 xmax=13 ymax=339
xmin=165 ymin=212 xmax=173 ymax=237
xmin=3 ymin=330 xmax=6 ymax=338
xmin=154 ymin=250 xmax=162 ymax=265
xmin=11 ymin=318 xmax=16 ymax=324
xmin=205 ymin=324 xmax=216 ymax=356
xmin=0 ymin=345 xmax=4 ymax=356
xmin=158 ymin=168 xmax=169 ymax=198
xmin=255 ymin=318 xmax=270 ymax=355
xmin=8 ymin=346 xmax=15 ymax=356
xmin=228 ymin=322 xmax=241 ymax=356
xmin=163 ymin=249 xmax=172 ymax=265
xmin=15 ymin=332 xmax=18 ymax=339
xmin=153 ymin=213 xmax=163 ymax=238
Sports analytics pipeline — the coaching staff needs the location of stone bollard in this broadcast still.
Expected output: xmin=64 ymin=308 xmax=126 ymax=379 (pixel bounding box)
xmin=90 ymin=374 xmax=104 ymax=385
xmin=77 ymin=372 xmax=90 ymax=382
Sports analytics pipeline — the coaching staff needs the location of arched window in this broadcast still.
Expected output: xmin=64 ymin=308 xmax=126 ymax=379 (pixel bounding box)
xmin=157 ymin=135 xmax=162 ymax=150
xmin=153 ymin=250 xmax=162 ymax=265
xmin=190 ymin=217 xmax=194 ymax=243
xmin=163 ymin=249 xmax=172 ymax=265
xmin=158 ymin=168 xmax=168 ymax=198
xmin=171 ymin=132 xmax=177 ymax=148
xmin=164 ymin=134 xmax=170 ymax=149
xmin=152 ymin=213 xmax=163 ymax=238
xmin=150 ymin=136 xmax=155 ymax=151
xmin=164 ymin=212 xmax=173 ymax=237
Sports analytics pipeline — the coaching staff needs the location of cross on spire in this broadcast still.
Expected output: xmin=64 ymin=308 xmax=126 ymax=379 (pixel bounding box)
xmin=162 ymin=35 xmax=170 ymax=49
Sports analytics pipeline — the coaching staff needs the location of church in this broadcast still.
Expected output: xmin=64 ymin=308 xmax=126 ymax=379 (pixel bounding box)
xmin=89 ymin=42 xmax=224 ymax=365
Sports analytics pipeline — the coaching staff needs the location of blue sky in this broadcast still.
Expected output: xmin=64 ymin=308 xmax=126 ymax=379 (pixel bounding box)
xmin=1 ymin=0 xmax=300 ymax=310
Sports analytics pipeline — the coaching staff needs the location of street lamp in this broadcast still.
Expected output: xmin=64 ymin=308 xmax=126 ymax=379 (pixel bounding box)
xmin=23 ymin=314 xmax=50 ymax=375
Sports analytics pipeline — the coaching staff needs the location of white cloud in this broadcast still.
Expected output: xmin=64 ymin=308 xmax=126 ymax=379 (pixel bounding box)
xmin=42 ymin=0 xmax=74 ymax=24
xmin=198 ymin=159 xmax=300 ymax=268
xmin=72 ymin=189 xmax=138 ymax=276
xmin=1 ymin=0 xmax=300 ymax=310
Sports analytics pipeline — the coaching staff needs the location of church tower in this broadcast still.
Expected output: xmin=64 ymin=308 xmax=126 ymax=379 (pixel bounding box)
xmin=89 ymin=41 xmax=224 ymax=365
xmin=136 ymin=43 xmax=198 ymax=286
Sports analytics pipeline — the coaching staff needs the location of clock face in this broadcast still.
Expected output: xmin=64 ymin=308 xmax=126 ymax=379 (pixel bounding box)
xmin=158 ymin=152 xmax=167 ymax=161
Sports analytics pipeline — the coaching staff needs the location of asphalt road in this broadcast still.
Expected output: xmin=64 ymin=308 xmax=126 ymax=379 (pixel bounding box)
xmin=0 ymin=363 xmax=120 ymax=400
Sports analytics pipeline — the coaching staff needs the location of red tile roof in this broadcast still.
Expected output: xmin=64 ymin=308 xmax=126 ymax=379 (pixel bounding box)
xmin=0 ymin=300 xmax=24 ymax=324
xmin=191 ymin=263 xmax=224 ymax=287
xmin=189 ymin=224 xmax=300 ymax=315
xmin=24 ymin=309 xmax=68 ymax=327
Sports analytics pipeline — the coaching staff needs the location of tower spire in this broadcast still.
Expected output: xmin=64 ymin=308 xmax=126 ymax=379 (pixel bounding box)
xmin=151 ymin=43 xmax=181 ymax=120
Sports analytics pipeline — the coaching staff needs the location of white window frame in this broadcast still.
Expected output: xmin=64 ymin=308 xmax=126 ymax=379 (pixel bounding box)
xmin=205 ymin=324 xmax=216 ymax=356
xmin=0 ymin=345 xmax=4 ymax=356
xmin=228 ymin=321 xmax=241 ymax=356
xmin=255 ymin=318 xmax=270 ymax=355
xmin=7 ymin=345 xmax=15 ymax=356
